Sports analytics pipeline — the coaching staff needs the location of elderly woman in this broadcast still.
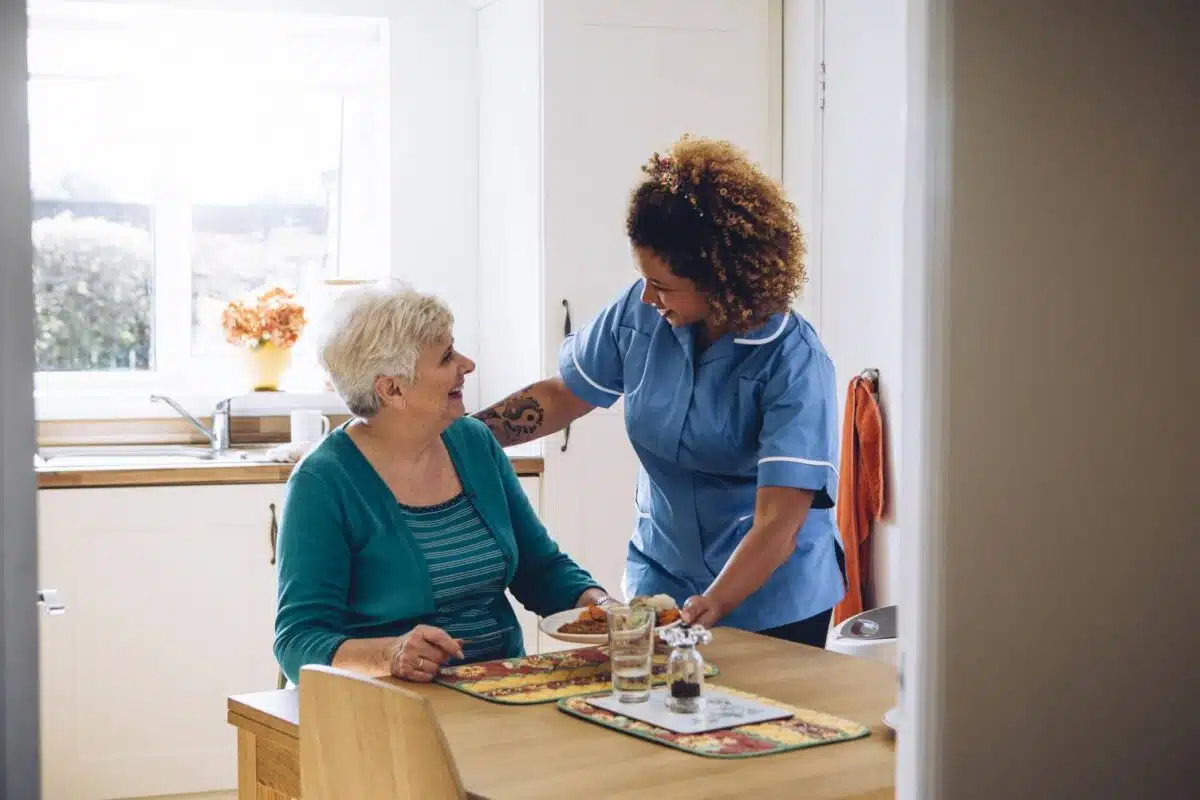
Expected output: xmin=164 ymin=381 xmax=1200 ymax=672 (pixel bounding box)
xmin=274 ymin=285 xmax=608 ymax=684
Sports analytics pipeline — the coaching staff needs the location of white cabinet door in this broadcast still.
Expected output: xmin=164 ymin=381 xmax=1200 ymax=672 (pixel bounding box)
xmin=806 ymin=0 xmax=906 ymax=607
xmin=38 ymin=484 xmax=283 ymax=800
xmin=541 ymin=0 xmax=774 ymax=373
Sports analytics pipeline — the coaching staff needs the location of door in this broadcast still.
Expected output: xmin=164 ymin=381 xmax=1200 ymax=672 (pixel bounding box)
xmin=539 ymin=0 xmax=777 ymax=601
xmin=809 ymin=0 xmax=907 ymax=607
xmin=1 ymin=3 xmax=41 ymax=798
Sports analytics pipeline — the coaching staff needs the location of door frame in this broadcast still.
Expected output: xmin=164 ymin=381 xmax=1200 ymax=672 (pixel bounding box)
xmin=898 ymin=0 xmax=951 ymax=797
xmin=1 ymin=0 xmax=40 ymax=797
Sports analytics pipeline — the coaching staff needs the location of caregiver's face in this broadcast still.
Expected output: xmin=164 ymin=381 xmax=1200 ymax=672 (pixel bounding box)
xmin=633 ymin=247 xmax=710 ymax=328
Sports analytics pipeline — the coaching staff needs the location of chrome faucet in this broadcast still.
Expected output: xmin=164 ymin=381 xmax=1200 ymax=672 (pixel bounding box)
xmin=150 ymin=395 xmax=233 ymax=454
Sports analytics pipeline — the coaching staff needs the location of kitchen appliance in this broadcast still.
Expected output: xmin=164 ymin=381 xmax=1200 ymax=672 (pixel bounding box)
xmin=827 ymin=605 xmax=900 ymax=732
xmin=827 ymin=604 xmax=897 ymax=666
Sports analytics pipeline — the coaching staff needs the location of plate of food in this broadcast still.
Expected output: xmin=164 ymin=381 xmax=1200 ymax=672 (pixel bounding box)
xmin=539 ymin=594 xmax=684 ymax=645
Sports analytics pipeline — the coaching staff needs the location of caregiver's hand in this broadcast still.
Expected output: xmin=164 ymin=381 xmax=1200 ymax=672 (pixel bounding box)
xmin=681 ymin=595 xmax=725 ymax=627
xmin=387 ymin=625 xmax=464 ymax=683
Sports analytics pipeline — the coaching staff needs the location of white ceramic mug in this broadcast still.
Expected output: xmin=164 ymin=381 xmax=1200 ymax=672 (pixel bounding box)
xmin=290 ymin=409 xmax=331 ymax=444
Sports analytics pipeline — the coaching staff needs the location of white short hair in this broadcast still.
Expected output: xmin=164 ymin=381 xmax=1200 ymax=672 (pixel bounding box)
xmin=317 ymin=284 xmax=454 ymax=417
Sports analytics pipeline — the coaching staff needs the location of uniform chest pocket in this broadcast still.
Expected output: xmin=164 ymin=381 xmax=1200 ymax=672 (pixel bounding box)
xmin=721 ymin=376 xmax=765 ymax=454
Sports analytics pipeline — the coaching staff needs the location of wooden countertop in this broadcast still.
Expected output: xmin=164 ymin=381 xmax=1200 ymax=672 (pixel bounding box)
xmin=228 ymin=629 xmax=896 ymax=799
xmin=36 ymin=456 xmax=544 ymax=489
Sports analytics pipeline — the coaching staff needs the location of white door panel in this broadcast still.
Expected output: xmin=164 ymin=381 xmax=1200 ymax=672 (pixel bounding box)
xmin=809 ymin=0 xmax=906 ymax=605
xmin=541 ymin=0 xmax=773 ymax=381
xmin=39 ymin=485 xmax=283 ymax=800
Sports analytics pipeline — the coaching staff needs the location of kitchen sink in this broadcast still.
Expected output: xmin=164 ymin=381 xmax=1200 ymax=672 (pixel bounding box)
xmin=35 ymin=445 xmax=270 ymax=469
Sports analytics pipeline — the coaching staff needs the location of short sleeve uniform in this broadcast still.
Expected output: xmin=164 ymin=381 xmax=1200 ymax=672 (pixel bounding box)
xmin=558 ymin=281 xmax=845 ymax=631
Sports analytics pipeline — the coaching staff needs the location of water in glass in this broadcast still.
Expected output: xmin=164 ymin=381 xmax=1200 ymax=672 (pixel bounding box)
xmin=606 ymin=604 xmax=654 ymax=703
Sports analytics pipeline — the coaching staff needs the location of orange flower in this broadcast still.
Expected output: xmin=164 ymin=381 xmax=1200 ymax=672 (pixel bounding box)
xmin=221 ymin=288 xmax=307 ymax=349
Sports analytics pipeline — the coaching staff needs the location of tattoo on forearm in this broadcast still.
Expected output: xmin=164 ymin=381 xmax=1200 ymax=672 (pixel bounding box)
xmin=474 ymin=386 xmax=545 ymax=444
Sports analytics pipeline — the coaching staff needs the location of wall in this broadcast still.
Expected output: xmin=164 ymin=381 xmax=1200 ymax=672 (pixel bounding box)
xmin=922 ymin=1 xmax=1199 ymax=796
xmin=784 ymin=0 xmax=907 ymax=608
xmin=385 ymin=1 xmax=480 ymax=409
xmin=475 ymin=0 xmax=542 ymax=409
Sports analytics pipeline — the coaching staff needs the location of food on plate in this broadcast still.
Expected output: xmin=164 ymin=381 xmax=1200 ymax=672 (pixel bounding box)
xmin=556 ymin=603 xmax=609 ymax=635
xmin=656 ymin=607 xmax=682 ymax=626
xmin=631 ymin=594 xmax=676 ymax=613
xmin=556 ymin=595 xmax=681 ymax=635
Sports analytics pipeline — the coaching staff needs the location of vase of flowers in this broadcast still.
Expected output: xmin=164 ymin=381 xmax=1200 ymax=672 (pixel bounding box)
xmin=221 ymin=288 xmax=307 ymax=392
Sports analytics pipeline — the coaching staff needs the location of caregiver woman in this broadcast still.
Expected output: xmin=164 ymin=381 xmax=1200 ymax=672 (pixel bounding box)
xmin=475 ymin=135 xmax=845 ymax=647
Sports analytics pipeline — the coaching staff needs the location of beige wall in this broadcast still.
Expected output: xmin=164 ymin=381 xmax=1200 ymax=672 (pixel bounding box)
xmin=934 ymin=1 xmax=1198 ymax=796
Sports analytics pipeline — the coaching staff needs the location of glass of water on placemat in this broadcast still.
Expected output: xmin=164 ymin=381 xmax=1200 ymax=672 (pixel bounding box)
xmin=607 ymin=604 xmax=654 ymax=703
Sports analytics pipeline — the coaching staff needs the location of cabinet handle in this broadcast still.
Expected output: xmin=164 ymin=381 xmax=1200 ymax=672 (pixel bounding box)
xmin=37 ymin=589 xmax=67 ymax=616
xmin=268 ymin=502 xmax=278 ymax=565
xmin=562 ymin=299 xmax=572 ymax=453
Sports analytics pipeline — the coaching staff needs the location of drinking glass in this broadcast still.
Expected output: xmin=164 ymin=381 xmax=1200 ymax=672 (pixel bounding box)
xmin=606 ymin=604 xmax=654 ymax=703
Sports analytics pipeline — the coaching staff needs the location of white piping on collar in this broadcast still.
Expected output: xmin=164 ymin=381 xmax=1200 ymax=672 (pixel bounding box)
xmin=733 ymin=312 xmax=791 ymax=345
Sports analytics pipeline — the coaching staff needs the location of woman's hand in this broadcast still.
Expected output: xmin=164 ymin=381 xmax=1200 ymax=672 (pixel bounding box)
xmin=681 ymin=594 xmax=724 ymax=627
xmin=387 ymin=625 xmax=465 ymax=683
xmin=575 ymin=587 xmax=611 ymax=608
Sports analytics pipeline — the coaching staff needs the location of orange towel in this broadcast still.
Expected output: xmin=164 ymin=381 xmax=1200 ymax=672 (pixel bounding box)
xmin=833 ymin=376 xmax=885 ymax=626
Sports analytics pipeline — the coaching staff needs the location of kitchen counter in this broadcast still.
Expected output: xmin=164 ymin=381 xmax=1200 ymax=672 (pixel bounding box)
xmin=36 ymin=453 xmax=544 ymax=489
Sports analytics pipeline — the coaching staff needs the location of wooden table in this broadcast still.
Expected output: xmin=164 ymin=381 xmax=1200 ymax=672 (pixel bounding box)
xmin=227 ymin=629 xmax=896 ymax=799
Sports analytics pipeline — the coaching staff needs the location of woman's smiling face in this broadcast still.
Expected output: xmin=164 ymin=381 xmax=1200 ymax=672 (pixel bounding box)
xmin=633 ymin=247 xmax=711 ymax=328
xmin=383 ymin=334 xmax=475 ymax=424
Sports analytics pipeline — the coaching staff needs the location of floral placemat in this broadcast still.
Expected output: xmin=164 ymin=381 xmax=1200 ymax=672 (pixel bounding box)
xmin=434 ymin=646 xmax=718 ymax=705
xmin=557 ymin=687 xmax=870 ymax=758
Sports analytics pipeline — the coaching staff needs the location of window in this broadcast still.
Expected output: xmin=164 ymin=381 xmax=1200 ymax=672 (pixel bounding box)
xmin=185 ymin=89 xmax=344 ymax=357
xmin=28 ymin=3 xmax=389 ymax=409
xmin=29 ymin=78 xmax=157 ymax=373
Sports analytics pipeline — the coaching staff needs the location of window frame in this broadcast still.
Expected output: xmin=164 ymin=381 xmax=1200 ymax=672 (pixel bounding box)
xmin=28 ymin=3 xmax=390 ymax=420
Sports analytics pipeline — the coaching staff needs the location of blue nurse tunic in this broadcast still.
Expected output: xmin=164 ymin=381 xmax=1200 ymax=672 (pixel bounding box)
xmin=558 ymin=281 xmax=846 ymax=632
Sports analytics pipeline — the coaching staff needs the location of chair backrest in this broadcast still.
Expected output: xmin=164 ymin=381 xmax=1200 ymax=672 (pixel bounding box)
xmin=299 ymin=665 xmax=467 ymax=800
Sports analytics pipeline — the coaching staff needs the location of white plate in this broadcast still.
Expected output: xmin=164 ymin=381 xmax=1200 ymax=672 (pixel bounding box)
xmin=883 ymin=706 xmax=901 ymax=732
xmin=538 ymin=608 xmax=681 ymax=645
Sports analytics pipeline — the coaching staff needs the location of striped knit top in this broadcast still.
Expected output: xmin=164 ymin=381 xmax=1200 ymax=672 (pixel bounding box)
xmin=398 ymin=493 xmax=512 ymax=664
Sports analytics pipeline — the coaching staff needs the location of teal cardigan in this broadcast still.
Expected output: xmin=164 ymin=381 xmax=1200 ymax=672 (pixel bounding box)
xmin=273 ymin=416 xmax=599 ymax=683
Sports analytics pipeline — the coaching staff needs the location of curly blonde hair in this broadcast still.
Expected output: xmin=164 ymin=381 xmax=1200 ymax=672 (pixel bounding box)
xmin=626 ymin=135 xmax=806 ymax=332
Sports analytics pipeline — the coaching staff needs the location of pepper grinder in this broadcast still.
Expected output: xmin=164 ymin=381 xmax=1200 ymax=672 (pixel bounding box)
xmin=658 ymin=624 xmax=713 ymax=713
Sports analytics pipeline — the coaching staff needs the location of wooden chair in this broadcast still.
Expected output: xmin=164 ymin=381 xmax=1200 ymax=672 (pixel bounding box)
xmin=298 ymin=665 xmax=470 ymax=800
